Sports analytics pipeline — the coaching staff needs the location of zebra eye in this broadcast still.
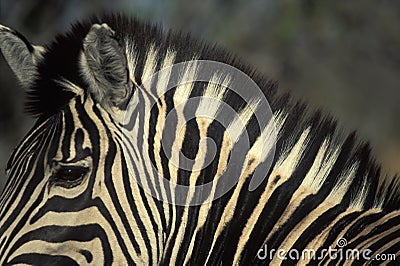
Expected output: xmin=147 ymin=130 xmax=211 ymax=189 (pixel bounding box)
xmin=51 ymin=166 xmax=88 ymax=188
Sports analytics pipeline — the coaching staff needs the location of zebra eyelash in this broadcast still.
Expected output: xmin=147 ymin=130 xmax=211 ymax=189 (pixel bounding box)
xmin=50 ymin=164 xmax=89 ymax=188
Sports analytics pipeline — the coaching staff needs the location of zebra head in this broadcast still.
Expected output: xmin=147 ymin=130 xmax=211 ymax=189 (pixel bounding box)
xmin=0 ymin=21 xmax=145 ymax=264
xmin=0 ymin=15 xmax=277 ymax=264
xmin=1 ymin=15 xmax=400 ymax=265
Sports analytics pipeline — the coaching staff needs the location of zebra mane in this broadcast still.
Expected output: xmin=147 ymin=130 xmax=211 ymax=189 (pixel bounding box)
xmin=26 ymin=14 xmax=271 ymax=117
xmin=25 ymin=13 xmax=400 ymax=210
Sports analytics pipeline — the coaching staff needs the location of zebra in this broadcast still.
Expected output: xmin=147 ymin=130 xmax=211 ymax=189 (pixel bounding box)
xmin=0 ymin=14 xmax=399 ymax=265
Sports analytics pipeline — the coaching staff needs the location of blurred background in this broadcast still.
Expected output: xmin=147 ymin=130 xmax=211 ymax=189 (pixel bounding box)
xmin=0 ymin=0 xmax=399 ymax=191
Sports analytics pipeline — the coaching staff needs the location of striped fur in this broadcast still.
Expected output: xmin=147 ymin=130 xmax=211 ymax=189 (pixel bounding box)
xmin=0 ymin=14 xmax=399 ymax=265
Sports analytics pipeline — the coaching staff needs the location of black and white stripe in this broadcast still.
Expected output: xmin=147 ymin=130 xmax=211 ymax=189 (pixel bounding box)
xmin=0 ymin=14 xmax=399 ymax=265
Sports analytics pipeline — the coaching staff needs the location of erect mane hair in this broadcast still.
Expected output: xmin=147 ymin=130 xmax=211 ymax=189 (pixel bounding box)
xmin=24 ymin=13 xmax=400 ymax=211
xmin=26 ymin=14 xmax=273 ymax=118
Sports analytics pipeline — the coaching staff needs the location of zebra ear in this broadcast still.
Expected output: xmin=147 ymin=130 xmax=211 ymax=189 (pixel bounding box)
xmin=0 ymin=24 xmax=45 ymax=88
xmin=80 ymin=23 xmax=132 ymax=110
